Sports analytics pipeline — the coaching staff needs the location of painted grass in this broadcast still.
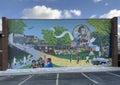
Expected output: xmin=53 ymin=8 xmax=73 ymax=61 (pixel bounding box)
xmin=47 ymin=54 xmax=93 ymax=67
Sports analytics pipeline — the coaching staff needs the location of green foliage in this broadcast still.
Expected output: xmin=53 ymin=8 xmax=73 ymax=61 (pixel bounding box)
xmin=91 ymin=32 xmax=110 ymax=46
xmin=87 ymin=19 xmax=112 ymax=36
xmin=20 ymin=65 xmax=30 ymax=69
xmin=54 ymin=26 xmax=71 ymax=45
xmin=8 ymin=19 xmax=27 ymax=34
xmin=42 ymin=29 xmax=57 ymax=45
xmin=41 ymin=26 xmax=71 ymax=46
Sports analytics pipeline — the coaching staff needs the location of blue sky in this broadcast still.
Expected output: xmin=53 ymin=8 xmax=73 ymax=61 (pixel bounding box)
xmin=0 ymin=0 xmax=120 ymax=36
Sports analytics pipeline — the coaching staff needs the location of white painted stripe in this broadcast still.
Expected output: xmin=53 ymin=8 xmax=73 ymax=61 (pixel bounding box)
xmin=106 ymin=72 xmax=120 ymax=78
xmin=18 ymin=75 xmax=33 ymax=85
xmin=56 ymin=73 xmax=59 ymax=85
xmin=81 ymin=73 xmax=98 ymax=84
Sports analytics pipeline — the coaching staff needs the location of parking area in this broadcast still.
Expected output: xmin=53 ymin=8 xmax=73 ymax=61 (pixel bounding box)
xmin=0 ymin=71 xmax=120 ymax=85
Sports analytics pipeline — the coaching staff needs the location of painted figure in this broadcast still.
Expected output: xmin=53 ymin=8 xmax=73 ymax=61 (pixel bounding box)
xmin=45 ymin=58 xmax=53 ymax=68
xmin=44 ymin=55 xmax=48 ymax=66
xmin=86 ymin=55 xmax=89 ymax=63
xmin=76 ymin=57 xmax=80 ymax=64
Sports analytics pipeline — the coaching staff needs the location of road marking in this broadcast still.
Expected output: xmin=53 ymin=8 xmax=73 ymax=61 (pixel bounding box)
xmin=106 ymin=72 xmax=120 ymax=78
xmin=56 ymin=73 xmax=59 ymax=85
xmin=81 ymin=73 xmax=98 ymax=84
xmin=18 ymin=75 xmax=33 ymax=85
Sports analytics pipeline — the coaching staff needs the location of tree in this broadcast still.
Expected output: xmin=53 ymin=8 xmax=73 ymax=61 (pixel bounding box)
xmin=53 ymin=26 xmax=71 ymax=46
xmin=91 ymin=32 xmax=109 ymax=46
xmin=42 ymin=29 xmax=57 ymax=45
xmin=41 ymin=26 xmax=71 ymax=46
xmin=87 ymin=19 xmax=112 ymax=57
xmin=87 ymin=19 xmax=112 ymax=36
xmin=8 ymin=19 xmax=27 ymax=34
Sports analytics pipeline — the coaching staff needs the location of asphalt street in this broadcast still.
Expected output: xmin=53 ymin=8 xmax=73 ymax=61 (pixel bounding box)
xmin=0 ymin=71 xmax=120 ymax=85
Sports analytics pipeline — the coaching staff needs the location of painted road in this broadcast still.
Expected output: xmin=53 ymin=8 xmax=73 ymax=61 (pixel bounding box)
xmin=0 ymin=71 xmax=120 ymax=85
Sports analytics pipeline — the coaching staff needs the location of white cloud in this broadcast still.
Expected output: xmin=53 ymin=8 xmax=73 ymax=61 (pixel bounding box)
xmin=70 ymin=9 xmax=81 ymax=16
xmin=100 ymin=9 xmax=120 ymax=18
xmin=63 ymin=10 xmax=72 ymax=18
xmin=22 ymin=5 xmax=62 ymax=19
xmin=62 ymin=9 xmax=81 ymax=18
xmin=100 ymin=9 xmax=120 ymax=37
xmin=0 ymin=19 xmax=2 ymax=31
xmin=22 ymin=5 xmax=81 ymax=19
xmin=118 ymin=24 xmax=120 ymax=36
xmin=105 ymin=3 xmax=109 ymax=6
xmin=90 ymin=14 xmax=97 ymax=18
xmin=93 ymin=0 xmax=102 ymax=3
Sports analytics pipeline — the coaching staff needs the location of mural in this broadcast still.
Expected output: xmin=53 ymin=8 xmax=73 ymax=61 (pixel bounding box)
xmin=8 ymin=19 xmax=112 ymax=69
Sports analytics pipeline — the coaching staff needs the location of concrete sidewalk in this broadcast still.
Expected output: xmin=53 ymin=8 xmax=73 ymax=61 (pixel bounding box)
xmin=0 ymin=66 xmax=120 ymax=76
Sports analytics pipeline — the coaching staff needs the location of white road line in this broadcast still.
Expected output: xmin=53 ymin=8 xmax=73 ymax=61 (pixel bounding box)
xmin=81 ymin=73 xmax=98 ymax=84
xmin=106 ymin=72 xmax=120 ymax=78
xmin=56 ymin=73 xmax=59 ymax=85
xmin=18 ymin=75 xmax=33 ymax=85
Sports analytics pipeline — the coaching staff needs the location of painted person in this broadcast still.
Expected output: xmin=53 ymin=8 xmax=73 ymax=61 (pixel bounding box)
xmin=76 ymin=52 xmax=80 ymax=64
xmin=39 ymin=57 xmax=44 ymax=67
xmin=30 ymin=60 xmax=37 ymax=68
xmin=45 ymin=58 xmax=53 ymax=68
xmin=76 ymin=57 xmax=80 ymax=64
xmin=69 ymin=50 xmax=73 ymax=63
xmin=44 ymin=55 xmax=48 ymax=66
xmin=35 ymin=60 xmax=41 ymax=68
xmin=86 ymin=55 xmax=89 ymax=63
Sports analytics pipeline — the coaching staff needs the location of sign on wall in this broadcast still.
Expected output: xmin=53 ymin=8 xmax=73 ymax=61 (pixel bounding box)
xmin=7 ymin=19 xmax=112 ymax=69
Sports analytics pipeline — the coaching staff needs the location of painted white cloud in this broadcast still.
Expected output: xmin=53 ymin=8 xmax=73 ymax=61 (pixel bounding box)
xmin=22 ymin=5 xmax=81 ymax=19
xmin=100 ymin=9 xmax=120 ymax=18
xmin=93 ymin=0 xmax=102 ymax=3
xmin=90 ymin=14 xmax=97 ymax=18
xmin=0 ymin=19 xmax=2 ymax=31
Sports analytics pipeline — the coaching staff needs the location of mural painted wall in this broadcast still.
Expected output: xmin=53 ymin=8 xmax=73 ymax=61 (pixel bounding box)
xmin=8 ymin=19 xmax=112 ymax=69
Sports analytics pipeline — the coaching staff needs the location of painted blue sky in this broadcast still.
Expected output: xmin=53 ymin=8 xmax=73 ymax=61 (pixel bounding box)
xmin=0 ymin=0 xmax=120 ymax=36
xmin=23 ymin=19 xmax=94 ymax=39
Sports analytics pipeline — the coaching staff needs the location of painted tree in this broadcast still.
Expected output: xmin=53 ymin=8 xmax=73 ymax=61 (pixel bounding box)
xmin=87 ymin=19 xmax=112 ymax=57
xmin=91 ymin=32 xmax=109 ymax=46
xmin=53 ymin=26 xmax=71 ymax=46
xmin=87 ymin=19 xmax=112 ymax=36
xmin=42 ymin=29 xmax=57 ymax=45
xmin=41 ymin=26 xmax=71 ymax=46
xmin=8 ymin=19 xmax=27 ymax=34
